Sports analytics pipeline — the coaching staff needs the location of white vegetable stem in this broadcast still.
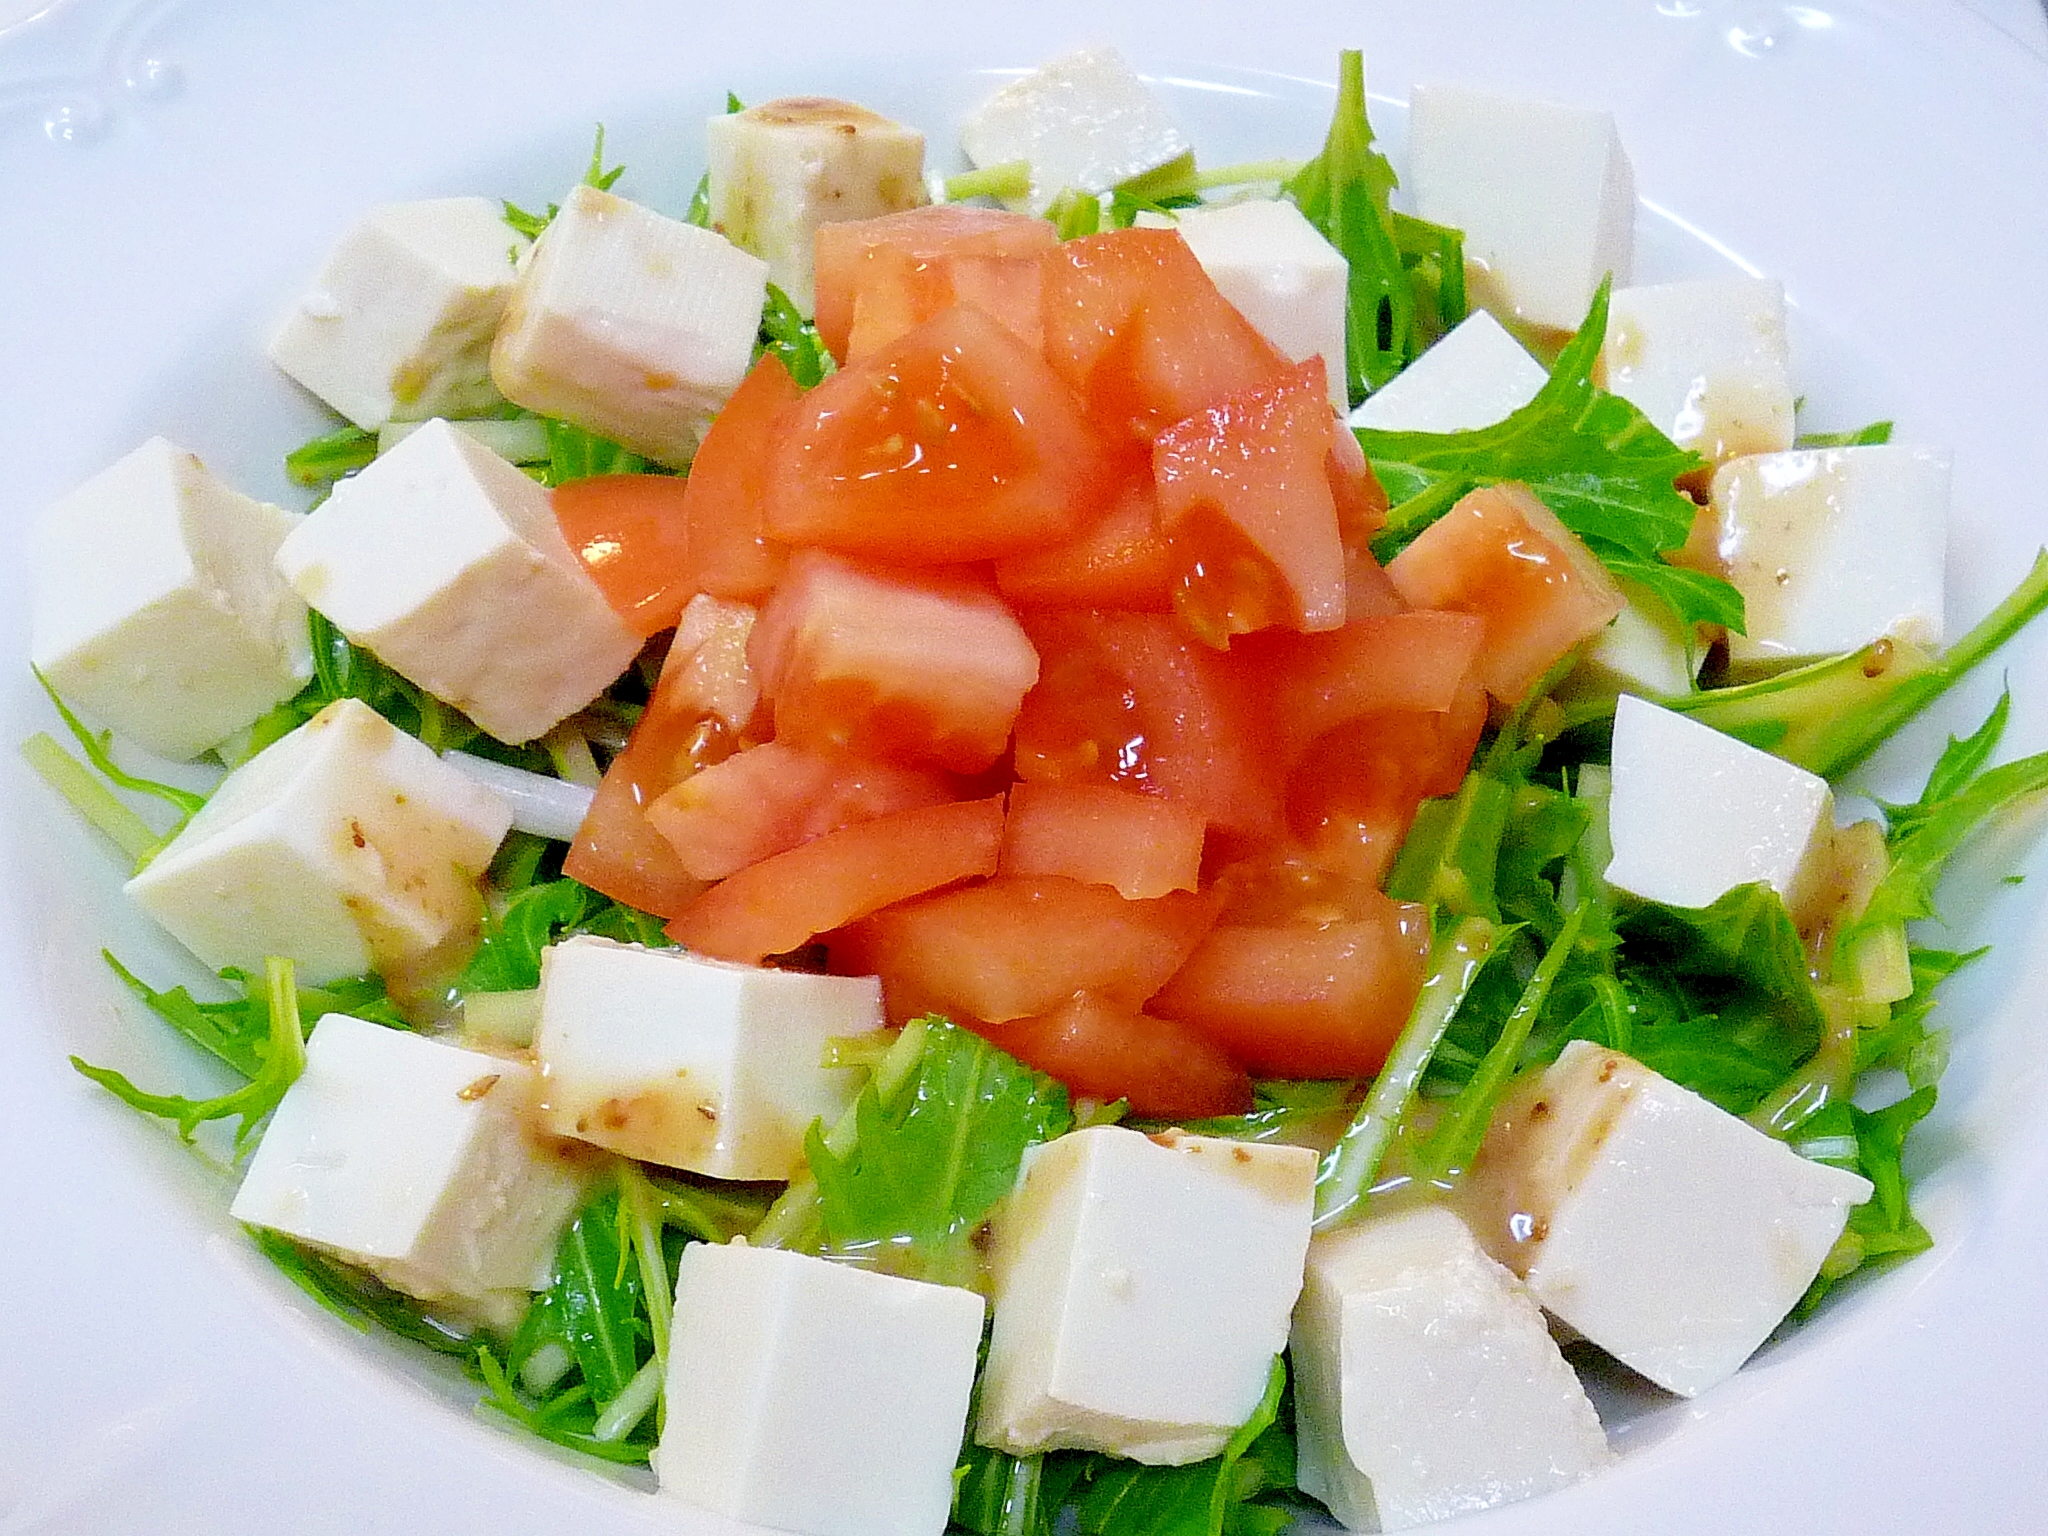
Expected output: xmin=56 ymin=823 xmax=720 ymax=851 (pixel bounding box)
xmin=440 ymin=750 xmax=594 ymax=841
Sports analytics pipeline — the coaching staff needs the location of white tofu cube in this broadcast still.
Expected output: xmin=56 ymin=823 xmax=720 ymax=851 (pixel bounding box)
xmin=31 ymin=437 xmax=311 ymax=761
xmin=126 ymin=698 xmax=511 ymax=984
xmin=1156 ymin=200 xmax=1350 ymax=410
xmin=1605 ymin=694 xmax=1833 ymax=915
xmin=268 ymin=197 xmax=523 ymax=429
xmin=656 ymin=1240 xmax=985 ymax=1536
xmin=976 ymin=1125 xmax=1315 ymax=1465
xmin=1463 ymin=1040 xmax=1873 ymax=1397
xmin=273 ymin=418 xmax=642 ymax=745
xmin=532 ymin=936 xmax=883 ymax=1181
xmin=1566 ymin=585 xmax=1702 ymax=700
xmin=960 ymin=47 xmax=1192 ymax=215
xmin=707 ymin=98 xmax=928 ymax=317
xmin=1407 ymin=84 xmax=1634 ymax=332
xmin=1708 ymin=444 xmax=1949 ymax=669
xmin=1347 ymin=311 xmax=1547 ymax=434
xmin=231 ymin=1011 xmax=589 ymax=1309
xmin=1291 ymin=1206 xmax=1610 ymax=1531
xmin=491 ymin=185 xmax=768 ymax=466
xmin=1603 ymin=278 xmax=1795 ymax=463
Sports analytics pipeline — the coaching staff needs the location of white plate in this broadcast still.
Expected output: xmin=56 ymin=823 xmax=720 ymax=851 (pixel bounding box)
xmin=5 ymin=1 xmax=2048 ymax=1531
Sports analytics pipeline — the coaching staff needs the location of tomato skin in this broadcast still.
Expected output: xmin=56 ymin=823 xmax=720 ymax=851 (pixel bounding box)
xmin=831 ymin=874 xmax=1220 ymax=1025
xmin=680 ymin=352 xmax=802 ymax=603
xmin=814 ymin=205 xmax=1058 ymax=363
xmin=999 ymin=780 xmax=1206 ymax=900
xmin=667 ymin=794 xmax=1006 ymax=964
xmin=983 ymin=991 xmax=1253 ymax=1118
xmin=1385 ymin=481 xmax=1625 ymax=704
xmin=1040 ymin=228 xmax=1292 ymax=445
xmin=1150 ymin=897 xmax=1431 ymax=1079
xmin=551 ymin=473 xmax=695 ymax=638
xmin=750 ymin=549 xmax=1040 ymax=774
xmin=647 ymin=738 xmax=957 ymax=881
xmin=1152 ymin=359 xmax=1347 ymax=644
xmin=1012 ymin=609 xmax=1283 ymax=847
xmin=992 ymin=470 xmax=1176 ymax=613
xmin=762 ymin=304 xmax=1117 ymax=566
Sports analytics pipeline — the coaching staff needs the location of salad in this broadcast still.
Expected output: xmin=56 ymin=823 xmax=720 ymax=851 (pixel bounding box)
xmin=22 ymin=36 xmax=2048 ymax=1536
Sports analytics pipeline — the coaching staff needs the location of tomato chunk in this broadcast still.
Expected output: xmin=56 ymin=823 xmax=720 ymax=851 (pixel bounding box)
xmin=814 ymin=205 xmax=1058 ymax=362
xmin=832 ymin=874 xmax=1219 ymax=1025
xmin=750 ymin=550 xmax=1039 ymax=773
xmin=984 ymin=992 xmax=1253 ymax=1119
xmin=1039 ymin=227 xmax=1290 ymax=445
xmin=999 ymin=781 xmax=1205 ymax=900
xmin=680 ymin=352 xmax=801 ymax=603
xmin=1151 ymin=896 xmax=1431 ymax=1079
xmin=647 ymin=739 xmax=954 ymax=881
xmin=551 ymin=473 xmax=694 ymax=638
xmin=1153 ymin=359 xmax=1347 ymax=644
xmin=993 ymin=471 xmax=1175 ymax=613
xmin=1013 ymin=609 xmax=1282 ymax=846
xmin=667 ymin=795 xmax=1005 ymax=964
xmin=1240 ymin=609 xmax=1487 ymax=763
xmin=1385 ymin=482 xmax=1625 ymax=704
xmin=763 ymin=304 xmax=1116 ymax=565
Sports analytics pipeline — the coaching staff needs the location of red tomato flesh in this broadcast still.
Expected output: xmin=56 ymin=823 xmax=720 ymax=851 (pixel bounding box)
xmin=647 ymin=738 xmax=954 ymax=881
xmin=814 ymin=205 xmax=1057 ymax=363
xmin=831 ymin=874 xmax=1219 ymax=1025
xmin=763 ymin=304 xmax=1116 ymax=565
xmin=680 ymin=351 xmax=801 ymax=603
xmin=1385 ymin=481 xmax=1625 ymax=704
xmin=983 ymin=991 xmax=1253 ymax=1118
xmin=1241 ymin=609 xmax=1487 ymax=763
xmin=750 ymin=549 xmax=1040 ymax=773
xmin=1000 ymin=780 xmax=1206 ymax=900
xmin=993 ymin=471 xmax=1176 ymax=613
xmin=667 ymin=795 xmax=1006 ymax=964
xmin=551 ymin=473 xmax=695 ymax=638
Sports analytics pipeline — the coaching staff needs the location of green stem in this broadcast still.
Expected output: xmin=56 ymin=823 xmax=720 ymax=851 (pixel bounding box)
xmin=22 ymin=733 xmax=161 ymax=863
xmin=944 ymin=160 xmax=1031 ymax=203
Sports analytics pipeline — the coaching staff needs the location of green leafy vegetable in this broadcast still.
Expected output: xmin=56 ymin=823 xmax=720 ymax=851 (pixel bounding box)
xmin=457 ymin=876 xmax=666 ymax=996
xmin=504 ymin=124 xmax=625 ymax=240
xmin=538 ymin=415 xmax=652 ymax=483
xmin=1794 ymin=1086 xmax=1938 ymax=1312
xmin=105 ymin=950 xmax=403 ymax=1079
xmin=756 ymin=281 xmax=836 ymax=388
xmin=1796 ymin=419 xmax=1893 ymax=448
xmin=284 ymin=424 xmax=378 ymax=491
xmin=251 ymin=1228 xmax=477 ymax=1356
xmin=24 ymin=667 xmax=205 ymax=868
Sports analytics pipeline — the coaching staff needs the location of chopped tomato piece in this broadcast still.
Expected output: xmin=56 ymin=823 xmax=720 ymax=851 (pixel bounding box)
xmin=814 ymin=205 xmax=1057 ymax=362
xmin=763 ymin=304 xmax=1116 ymax=565
xmin=1153 ymin=359 xmax=1347 ymax=644
xmin=1150 ymin=896 xmax=1431 ymax=1079
xmin=1012 ymin=609 xmax=1283 ymax=847
xmin=1326 ymin=421 xmax=1390 ymax=545
xmin=663 ymin=593 xmax=763 ymax=738
xmin=750 ymin=550 xmax=1039 ymax=773
xmin=1039 ymin=227 xmax=1291 ymax=445
xmin=551 ymin=473 xmax=694 ymax=638
xmin=999 ymin=781 xmax=1205 ymax=900
xmin=647 ymin=739 xmax=955 ymax=880
xmin=667 ymin=795 xmax=1005 ymax=964
xmin=1239 ymin=609 xmax=1487 ymax=762
xmin=984 ymin=992 xmax=1252 ymax=1118
xmin=680 ymin=352 xmax=801 ymax=602
xmin=831 ymin=874 xmax=1219 ymax=1025
xmin=993 ymin=471 xmax=1176 ymax=613
xmin=1385 ymin=482 xmax=1625 ymax=704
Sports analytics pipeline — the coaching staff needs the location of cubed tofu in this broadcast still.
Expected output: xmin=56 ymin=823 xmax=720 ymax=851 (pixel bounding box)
xmin=1291 ymin=1206 xmax=1610 ymax=1531
xmin=1602 ymin=278 xmax=1795 ymax=463
xmin=126 ymin=698 xmax=511 ymax=984
xmin=1604 ymin=694 xmax=1833 ymax=916
xmin=532 ymin=936 xmax=884 ymax=1181
xmin=1707 ymin=444 xmax=1949 ymax=670
xmin=31 ymin=437 xmax=311 ymax=761
xmin=1407 ymin=84 xmax=1634 ymax=331
xmin=707 ymin=97 xmax=928 ymax=317
xmin=273 ymin=418 xmax=641 ymax=744
xmin=1347 ymin=310 xmax=1547 ymax=434
xmin=1149 ymin=200 xmax=1349 ymax=410
xmin=268 ymin=196 xmax=523 ymax=429
xmin=491 ymin=185 xmax=767 ymax=466
xmin=1462 ymin=1040 xmax=1873 ymax=1397
xmin=959 ymin=47 xmax=1192 ymax=215
xmin=1564 ymin=583 xmax=1702 ymax=701
xmin=976 ymin=1125 xmax=1315 ymax=1465
xmin=231 ymin=1011 xmax=589 ymax=1311
xmin=656 ymin=1240 xmax=985 ymax=1536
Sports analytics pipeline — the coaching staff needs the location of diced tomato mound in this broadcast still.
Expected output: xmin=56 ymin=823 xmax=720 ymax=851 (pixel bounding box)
xmin=763 ymin=304 xmax=1116 ymax=565
xmin=1386 ymin=481 xmax=1624 ymax=704
xmin=552 ymin=473 xmax=696 ymax=638
xmin=680 ymin=352 xmax=801 ymax=602
xmin=983 ymin=992 xmax=1252 ymax=1119
xmin=1000 ymin=781 xmax=1206 ymax=900
xmin=814 ymin=205 xmax=1058 ymax=363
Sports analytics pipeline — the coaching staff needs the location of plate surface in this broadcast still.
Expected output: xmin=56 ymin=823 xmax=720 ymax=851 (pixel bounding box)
xmin=4 ymin=1 xmax=2048 ymax=1532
